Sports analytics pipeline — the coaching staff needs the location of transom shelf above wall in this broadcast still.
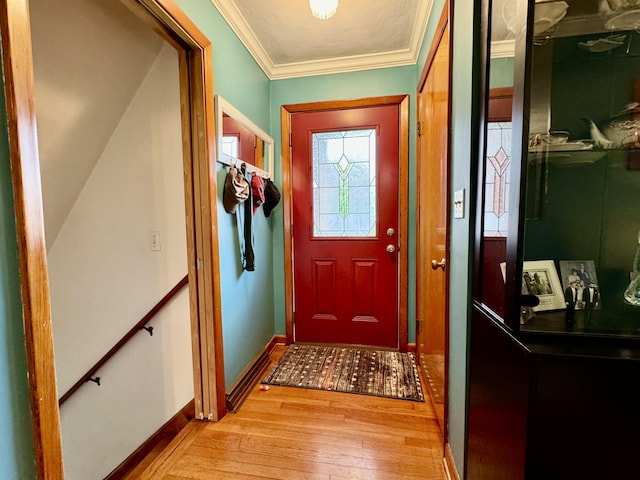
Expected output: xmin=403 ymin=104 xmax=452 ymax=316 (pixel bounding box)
xmin=215 ymin=94 xmax=274 ymax=180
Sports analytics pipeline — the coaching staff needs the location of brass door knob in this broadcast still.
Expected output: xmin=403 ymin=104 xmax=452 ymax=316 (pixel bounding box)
xmin=386 ymin=244 xmax=396 ymax=253
xmin=431 ymin=258 xmax=446 ymax=270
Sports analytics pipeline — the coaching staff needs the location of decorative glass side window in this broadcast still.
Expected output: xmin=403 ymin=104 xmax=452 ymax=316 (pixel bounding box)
xmin=222 ymin=134 xmax=239 ymax=158
xmin=312 ymin=129 xmax=377 ymax=237
xmin=484 ymin=122 xmax=512 ymax=237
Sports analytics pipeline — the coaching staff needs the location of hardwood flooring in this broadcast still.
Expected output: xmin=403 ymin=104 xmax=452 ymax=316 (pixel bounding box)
xmin=132 ymin=346 xmax=445 ymax=479
xmin=419 ymin=354 xmax=445 ymax=433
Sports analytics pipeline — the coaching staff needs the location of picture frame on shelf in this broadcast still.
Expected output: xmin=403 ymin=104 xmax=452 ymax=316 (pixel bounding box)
xmin=522 ymin=260 xmax=566 ymax=311
xmin=559 ymin=260 xmax=601 ymax=310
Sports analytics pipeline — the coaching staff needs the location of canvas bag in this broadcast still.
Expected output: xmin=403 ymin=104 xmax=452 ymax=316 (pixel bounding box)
xmin=223 ymin=165 xmax=250 ymax=214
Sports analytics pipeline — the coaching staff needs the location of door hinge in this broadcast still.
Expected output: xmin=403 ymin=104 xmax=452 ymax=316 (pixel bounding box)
xmin=417 ymin=121 xmax=422 ymax=137
xmin=289 ymin=132 xmax=292 ymax=147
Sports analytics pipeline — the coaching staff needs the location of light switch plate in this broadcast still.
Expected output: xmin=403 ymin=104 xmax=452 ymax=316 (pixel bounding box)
xmin=149 ymin=231 xmax=161 ymax=251
xmin=454 ymin=189 xmax=465 ymax=219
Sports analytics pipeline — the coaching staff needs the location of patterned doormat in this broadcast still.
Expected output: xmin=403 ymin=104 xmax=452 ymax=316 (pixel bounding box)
xmin=262 ymin=344 xmax=424 ymax=402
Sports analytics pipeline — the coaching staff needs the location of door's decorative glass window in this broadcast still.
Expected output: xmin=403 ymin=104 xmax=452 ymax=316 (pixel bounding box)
xmin=484 ymin=122 xmax=512 ymax=237
xmin=312 ymin=129 xmax=376 ymax=237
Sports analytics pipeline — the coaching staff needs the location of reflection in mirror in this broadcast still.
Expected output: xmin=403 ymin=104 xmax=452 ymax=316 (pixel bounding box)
xmin=215 ymin=95 xmax=273 ymax=179
xmin=478 ymin=0 xmax=517 ymax=321
xmin=480 ymin=89 xmax=513 ymax=320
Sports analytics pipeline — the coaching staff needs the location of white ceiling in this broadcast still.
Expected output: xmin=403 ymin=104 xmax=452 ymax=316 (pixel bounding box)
xmin=211 ymin=0 xmax=435 ymax=79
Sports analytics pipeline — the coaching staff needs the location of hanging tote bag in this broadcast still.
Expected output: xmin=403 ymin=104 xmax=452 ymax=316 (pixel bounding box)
xmin=223 ymin=165 xmax=250 ymax=214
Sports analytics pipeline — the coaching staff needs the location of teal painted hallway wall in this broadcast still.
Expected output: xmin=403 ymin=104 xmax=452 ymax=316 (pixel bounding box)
xmin=175 ymin=0 xmax=274 ymax=389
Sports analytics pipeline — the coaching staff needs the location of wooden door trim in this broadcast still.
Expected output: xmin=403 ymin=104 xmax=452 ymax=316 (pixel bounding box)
xmin=415 ymin=0 xmax=452 ymax=444
xmin=281 ymin=95 xmax=410 ymax=350
xmin=145 ymin=0 xmax=226 ymax=421
xmin=1 ymin=0 xmax=224 ymax=475
xmin=123 ymin=0 xmax=226 ymax=422
xmin=417 ymin=0 xmax=450 ymax=93
xmin=0 ymin=2 xmax=63 ymax=476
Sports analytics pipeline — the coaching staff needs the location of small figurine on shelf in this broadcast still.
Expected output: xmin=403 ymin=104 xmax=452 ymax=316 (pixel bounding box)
xmin=564 ymin=279 xmax=581 ymax=323
xmin=624 ymin=231 xmax=640 ymax=306
xmin=583 ymin=282 xmax=600 ymax=323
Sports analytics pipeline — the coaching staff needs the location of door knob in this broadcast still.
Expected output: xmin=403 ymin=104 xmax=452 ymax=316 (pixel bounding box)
xmin=386 ymin=244 xmax=396 ymax=253
xmin=431 ymin=258 xmax=446 ymax=270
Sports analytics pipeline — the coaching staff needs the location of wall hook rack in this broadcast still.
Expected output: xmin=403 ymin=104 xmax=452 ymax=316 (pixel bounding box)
xmin=141 ymin=325 xmax=154 ymax=336
xmin=221 ymin=153 xmax=271 ymax=179
xmin=88 ymin=376 xmax=100 ymax=386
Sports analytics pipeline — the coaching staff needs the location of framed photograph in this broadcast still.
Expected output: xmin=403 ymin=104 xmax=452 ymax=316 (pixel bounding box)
xmin=522 ymin=260 xmax=566 ymax=311
xmin=559 ymin=260 xmax=601 ymax=310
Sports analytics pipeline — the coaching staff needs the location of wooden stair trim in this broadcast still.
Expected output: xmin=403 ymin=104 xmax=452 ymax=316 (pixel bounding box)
xmin=105 ymin=399 xmax=195 ymax=480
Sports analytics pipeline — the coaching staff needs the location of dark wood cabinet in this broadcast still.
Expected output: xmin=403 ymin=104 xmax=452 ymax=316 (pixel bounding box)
xmin=468 ymin=0 xmax=640 ymax=477
xmin=469 ymin=310 xmax=640 ymax=479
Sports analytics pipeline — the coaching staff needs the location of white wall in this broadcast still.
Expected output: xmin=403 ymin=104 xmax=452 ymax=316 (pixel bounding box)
xmin=47 ymin=43 xmax=193 ymax=480
xmin=31 ymin=0 xmax=164 ymax=246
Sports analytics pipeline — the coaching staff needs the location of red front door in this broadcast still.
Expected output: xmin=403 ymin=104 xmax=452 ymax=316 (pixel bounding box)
xmin=291 ymin=105 xmax=400 ymax=348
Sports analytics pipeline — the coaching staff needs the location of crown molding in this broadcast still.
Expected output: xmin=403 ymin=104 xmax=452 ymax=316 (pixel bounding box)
xmin=211 ymin=0 xmax=435 ymax=80
xmin=269 ymin=49 xmax=417 ymax=80
xmin=210 ymin=0 xmax=276 ymax=75
xmin=410 ymin=0 xmax=435 ymax=64
xmin=490 ymin=39 xmax=516 ymax=59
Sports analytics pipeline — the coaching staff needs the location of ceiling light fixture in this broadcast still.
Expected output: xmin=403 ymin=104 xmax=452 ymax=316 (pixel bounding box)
xmin=310 ymin=0 xmax=338 ymax=19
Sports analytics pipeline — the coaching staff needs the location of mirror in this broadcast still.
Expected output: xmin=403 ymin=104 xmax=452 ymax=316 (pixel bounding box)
xmin=477 ymin=0 xmax=518 ymax=323
xmin=215 ymin=95 xmax=274 ymax=179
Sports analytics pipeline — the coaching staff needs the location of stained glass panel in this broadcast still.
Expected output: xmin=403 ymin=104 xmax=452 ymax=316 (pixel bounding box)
xmin=312 ymin=129 xmax=376 ymax=237
xmin=484 ymin=122 xmax=512 ymax=237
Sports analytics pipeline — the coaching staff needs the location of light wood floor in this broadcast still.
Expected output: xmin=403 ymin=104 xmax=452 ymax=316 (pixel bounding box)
xmin=132 ymin=346 xmax=446 ymax=479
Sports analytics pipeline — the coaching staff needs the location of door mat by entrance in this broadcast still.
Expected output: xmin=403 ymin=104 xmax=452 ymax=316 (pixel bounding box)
xmin=262 ymin=344 xmax=424 ymax=402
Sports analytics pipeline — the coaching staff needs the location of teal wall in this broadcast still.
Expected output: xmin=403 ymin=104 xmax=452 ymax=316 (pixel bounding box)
xmin=489 ymin=57 xmax=515 ymax=89
xmin=0 ymin=73 xmax=37 ymax=479
xmin=269 ymin=67 xmax=418 ymax=342
xmin=448 ymin=1 xmax=481 ymax=476
xmin=175 ymin=0 xmax=274 ymax=389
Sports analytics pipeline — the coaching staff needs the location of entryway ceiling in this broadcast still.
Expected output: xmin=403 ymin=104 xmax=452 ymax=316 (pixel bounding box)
xmin=211 ymin=0 xmax=434 ymax=79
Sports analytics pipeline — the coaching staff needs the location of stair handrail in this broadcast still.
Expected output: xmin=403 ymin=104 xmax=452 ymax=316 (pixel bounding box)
xmin=58 ymin=274 xmax=189 ymax=406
